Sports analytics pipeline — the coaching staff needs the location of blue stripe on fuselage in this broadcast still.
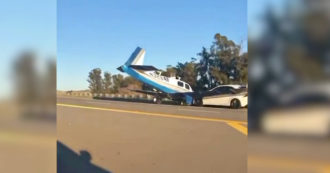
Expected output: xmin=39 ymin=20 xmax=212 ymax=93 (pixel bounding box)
xmin=123 ymin=65 xmax=178 ymax=94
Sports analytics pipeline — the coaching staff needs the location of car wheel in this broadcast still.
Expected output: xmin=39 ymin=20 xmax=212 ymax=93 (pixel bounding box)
xmin=230 ymin=99 xmax=241 ymax=109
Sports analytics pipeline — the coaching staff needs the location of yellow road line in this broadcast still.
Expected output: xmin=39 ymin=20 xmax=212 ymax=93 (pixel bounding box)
xmin=226 ymin=122 xmax=248 ymax=135
xmin=0 ymin=131 xmax=56 ymax=147
xmin=57 ymin=103 xmax=247 ymax=127
xmin=249 ymin=155 xmax=330 ymax=173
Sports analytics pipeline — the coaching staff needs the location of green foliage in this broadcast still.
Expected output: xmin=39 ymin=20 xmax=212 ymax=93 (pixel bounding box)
xmin=123 ymin=76 xmax=142 ymax=87
xmin=162 ymin=65 xmax=177 ymax=77
xmin=163 ymin=33 xmax=248 ymax=91
xmin=87 ymin=69 xmax=143 ymax=94
xmin=176 ymin=61 xmax=198 ymax=89
xmin=196 ymin=47 xmax=214 ymax=89
xmin=103 ymin=72 xmax=112 ymax=94
xmin=87 ymin=68 xmax=103 ymax=94
xmin=237 ymin=52 xmax=248 ymax=84
xmin=196 ymin=33 xmax=247 ymax=90
xmin=210 ymin=33 xmax=243 ymax=85
xmin=112 ymin=74 xmax=124 ymax=93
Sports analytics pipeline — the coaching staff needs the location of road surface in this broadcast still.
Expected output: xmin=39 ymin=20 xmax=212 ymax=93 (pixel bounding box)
xmin=57 ymin=96 xmax=247 ymax=173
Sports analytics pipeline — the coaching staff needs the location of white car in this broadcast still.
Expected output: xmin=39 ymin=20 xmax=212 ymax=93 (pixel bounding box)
xmin=201 ymin=85 xmax=248 ymax=108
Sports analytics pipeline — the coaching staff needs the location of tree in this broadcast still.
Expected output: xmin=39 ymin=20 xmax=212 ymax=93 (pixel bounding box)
xmin=196 ymin=47 xmax=214 ymax=90
xmin=163 ymin=61 xmax=199 ymax=90
xmin=87 ymin=68 xmax=103 ymax=94
xmin=163 ymin=65 xmax=177 ymax=77
xmin=177 ymin=61 xmax=198 ymax=89
xmin=211 ymin=33 xmax=242 ymax=84
xmin=45 ymin=58 xmax=56 ymax=105
xmin=237 ymin=52 xmax=248 ymax=84
xmin=14 ymin=51 xmax=39 ymax=104
xmin=123 ymin=76 xmax=142 ymax=87
xmin=193 ymin=33 xmax=247 ymax=90
xmin=103 ymin=72 xmax=112 ymax=94
xmin=112 ymin=74 xmax=125 ymax=93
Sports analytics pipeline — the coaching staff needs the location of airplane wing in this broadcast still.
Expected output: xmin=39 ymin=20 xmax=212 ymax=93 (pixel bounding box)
xmin=130 ymin=89 xmax=160 ymax=95
xmin=129 ymin=89 xmax=168 ymax=97
xmin=129 ymin=65 xmax=159 ymax=71
xmin=130 ymin=89 xmax=199 ymax=104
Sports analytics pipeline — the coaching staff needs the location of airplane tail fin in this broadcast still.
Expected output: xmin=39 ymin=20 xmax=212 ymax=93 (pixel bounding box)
xmin=125 ymin=47 xmax=145 ymax=66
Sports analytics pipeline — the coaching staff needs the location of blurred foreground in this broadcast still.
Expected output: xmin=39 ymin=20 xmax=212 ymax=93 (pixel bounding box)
xmin=249 ymin=0 xmax=330 ymax=172
xmin=0 ymin=0 xmax=56 ymax=171
xmin=0 ymin=52 xmax=56 ymax=173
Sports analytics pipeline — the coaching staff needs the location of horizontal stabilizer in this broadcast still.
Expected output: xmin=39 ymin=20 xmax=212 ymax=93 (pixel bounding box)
xmin=129 ymin=65 xmax=159 ymax=71
xmin=117 ymin=66 xmax=124 ymax=72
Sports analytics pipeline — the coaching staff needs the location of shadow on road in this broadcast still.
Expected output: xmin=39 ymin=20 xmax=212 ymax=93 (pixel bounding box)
xmin=57 ymin=141 xmax=111 ymax=173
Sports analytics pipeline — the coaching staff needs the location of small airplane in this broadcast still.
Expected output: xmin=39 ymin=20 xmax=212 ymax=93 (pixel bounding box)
xmin=117 ymin=47 xmax=195 ymax=105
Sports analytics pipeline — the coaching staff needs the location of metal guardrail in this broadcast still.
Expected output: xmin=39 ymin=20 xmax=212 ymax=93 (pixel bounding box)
xmin=58 ymin=92 xmax=153 ymax=100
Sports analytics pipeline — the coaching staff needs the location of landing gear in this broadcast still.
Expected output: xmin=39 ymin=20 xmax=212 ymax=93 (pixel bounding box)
xmin=175 ymin=100 xmax=185 ymax=105
xmin=175 ymin=97 xmax=199 ymax=106
xmin=193 ymin=98 xmax=203 ymax=106
xmin=180 ymin=100 xmax=185 ymax=105
xmin=153 ymin=97 xmax=162 ymax=104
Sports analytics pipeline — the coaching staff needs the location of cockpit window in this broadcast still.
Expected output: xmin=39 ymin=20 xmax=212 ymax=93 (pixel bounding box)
xmin=185 ymin=84 xmax=190 ymax=90
xmin=178 ymin=81 xmax=184 ymax=87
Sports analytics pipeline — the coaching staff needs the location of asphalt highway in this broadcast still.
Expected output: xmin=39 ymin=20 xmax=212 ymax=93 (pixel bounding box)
xmin=57 ymin=96 xmax=247 ymax=173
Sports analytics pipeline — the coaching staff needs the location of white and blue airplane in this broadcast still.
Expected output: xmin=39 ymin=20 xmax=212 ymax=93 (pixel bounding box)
xmin=117 ymin=47 xmax=195 ymax=105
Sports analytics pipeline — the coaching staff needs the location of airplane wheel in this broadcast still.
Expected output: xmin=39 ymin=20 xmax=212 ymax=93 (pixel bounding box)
xmin=179 ymin=100 xmax=185 ymax=106
xmin=156 ymin=98 xmax=162 ymax=104
xmin=193 ymin=99 xmax=202 ymax=106
xmin=230 ymin=99 xmax=241 ymax=109
xmin=174 ymin=100 xmax=182 ymax=105
xmin=196 ymin=99 xmax=203 ymax=106
xmin=153 ymin=97 xmax=162 ymax=104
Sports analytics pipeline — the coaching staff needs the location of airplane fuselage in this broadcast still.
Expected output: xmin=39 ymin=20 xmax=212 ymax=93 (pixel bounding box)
xmin=121 ymin=64 xmax=193 ymax=94
xmin=117 ymin=47 xmax=195 ymax=105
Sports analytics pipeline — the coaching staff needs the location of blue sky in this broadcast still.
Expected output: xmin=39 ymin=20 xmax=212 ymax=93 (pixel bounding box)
xmin=58 ymin=0 xmax=247 ymax=90
xmin=0 ymin=0 xmax=56 ymax=98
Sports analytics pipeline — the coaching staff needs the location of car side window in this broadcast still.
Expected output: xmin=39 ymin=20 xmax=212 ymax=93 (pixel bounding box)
xmin=178 ymin=81 xmax=184 ymax=87
xmin=229 ymin=88 xmax=237 ymax=94
xmin=216 ymin=87 xmax=232 ymax=94
xmin=224 ymin=87 xmax=234 ymax=94
xmin=214 ymin=87 xmax=223 ymax=94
